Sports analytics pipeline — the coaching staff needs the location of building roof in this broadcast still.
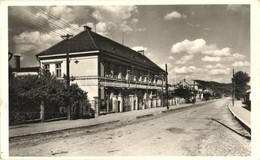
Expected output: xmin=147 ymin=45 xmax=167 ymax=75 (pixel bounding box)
xmin=12 ymin=67 xmax=40 ymax=73
xmin=36 ymin=27 xmax=164 ymax=72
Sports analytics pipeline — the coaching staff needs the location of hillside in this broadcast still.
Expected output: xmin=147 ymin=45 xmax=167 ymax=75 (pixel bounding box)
xmin=194 ymin=80 xmax=232 ymax=96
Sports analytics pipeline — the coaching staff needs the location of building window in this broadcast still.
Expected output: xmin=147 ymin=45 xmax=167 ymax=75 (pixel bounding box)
xmin=43 ymin=64 xmax=50 ymax=76
xmin=44 ymin=64 xmax=50 ymax=72
xmin=56 ymin=63 xmax=62 ymax=78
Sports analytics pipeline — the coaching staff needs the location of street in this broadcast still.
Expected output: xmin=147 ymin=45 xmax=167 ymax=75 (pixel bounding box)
xmin=9 ymin=98 xmax=250 ymax=156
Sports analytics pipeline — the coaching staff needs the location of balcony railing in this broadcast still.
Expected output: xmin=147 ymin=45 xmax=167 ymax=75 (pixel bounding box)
xmin=100 ymin=75 xmax=163 ymax=90
xmin=70 ymin=74 xmax=165 ymax=90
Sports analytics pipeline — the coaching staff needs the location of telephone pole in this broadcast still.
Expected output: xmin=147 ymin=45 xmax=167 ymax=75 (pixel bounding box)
xmin=61 ymin=34 xmax=73 ymax=119
xmin=232 ymin=69 xmax=235 ymax=106
xmin=165 ymin=64 xmax=169 ymax=110
xmin=61 ymin=34 xmax=73 ymax=86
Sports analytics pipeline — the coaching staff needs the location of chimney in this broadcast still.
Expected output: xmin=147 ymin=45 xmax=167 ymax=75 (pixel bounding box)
xmin=137 ymin=50 xmax=144 ymax=55
xmin=14 ymin=55 xmax=20 ymax=68
xmin=83 ymin=26 xmax=92 ymax=31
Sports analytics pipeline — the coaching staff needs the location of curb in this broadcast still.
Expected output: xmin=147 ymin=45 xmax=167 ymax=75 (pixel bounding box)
xmin=228 ymin=104 xmax=251 ymax=130
xmin=9 ymin=120 xmax=120 ymax=139
xmin=136 ymin=113 xmax=154 ymax=119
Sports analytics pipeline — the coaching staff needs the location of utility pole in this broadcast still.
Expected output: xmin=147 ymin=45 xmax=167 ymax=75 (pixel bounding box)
xmin=174 ymin=69 xmax=176 ymax=86
xmin=232 ymin=69 xmax=235 ymax=106
xmin=61 ymin=34 xmax=73 ymax=120
xmin=165 ymin=64 xmax=169 ymax=110
xmin=161 ymin=74 xmax=164 ymax=107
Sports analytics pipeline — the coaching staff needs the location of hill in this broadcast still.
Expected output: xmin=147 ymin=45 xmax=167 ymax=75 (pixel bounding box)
xmin=194 ymin=80 xmax=232 ymax=96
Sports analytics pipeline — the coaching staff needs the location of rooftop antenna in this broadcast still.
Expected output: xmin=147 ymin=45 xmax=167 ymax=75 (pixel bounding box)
xmin=93 ymin=13 xmax=97 ymax=33
xmin=139 ymin=43 xmax=144 ymax=56
xmin=122 ymin=31 xmax=125 ymax=45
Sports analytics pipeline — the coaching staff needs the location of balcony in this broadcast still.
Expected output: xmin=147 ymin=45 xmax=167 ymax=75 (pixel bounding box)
xmin=100 ymin=74 xmax=163 ymax=90
xmin=70 ymin=73 xmax=165 ymax=90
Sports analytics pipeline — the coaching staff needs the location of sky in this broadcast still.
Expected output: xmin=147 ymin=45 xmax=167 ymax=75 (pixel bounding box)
xmin=8 ymin=5 xmax=250 ymax=84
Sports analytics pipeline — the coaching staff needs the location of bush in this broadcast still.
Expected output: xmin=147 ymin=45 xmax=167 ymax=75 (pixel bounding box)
xmin=9 ymin=73 xmax=90 ymax=125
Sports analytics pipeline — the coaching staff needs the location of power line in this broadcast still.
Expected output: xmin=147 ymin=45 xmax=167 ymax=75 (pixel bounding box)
xmin=30 ymin=7 xmax=75 ymax=35
xmin=19 ymin=7 xmax=74 ymax=35
xmin=33 ymin=6 xmax=81 ymax=33
xmin=12 ymin=7 xmax=68 ymax=36
xmin=11 ymin=8 xmax=63 ymax=37
xmin=12 ymin=7 xmax=81 ymax=37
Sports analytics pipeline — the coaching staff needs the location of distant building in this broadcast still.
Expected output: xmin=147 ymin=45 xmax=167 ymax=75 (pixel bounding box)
xmin=9 ymin=52 xmax=40 ymax=77
xmin=36 ymin=26 xmax=167 ymax=116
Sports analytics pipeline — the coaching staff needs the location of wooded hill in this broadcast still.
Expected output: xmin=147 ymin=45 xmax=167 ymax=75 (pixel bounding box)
xmin=194 ymin=80 xmax=232 ymax=96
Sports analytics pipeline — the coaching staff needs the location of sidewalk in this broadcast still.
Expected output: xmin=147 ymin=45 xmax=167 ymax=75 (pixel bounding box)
xmin=9 ymin=101 xmax=205 ymax=138
xmin=228 ymin=100 xmax=251 ymax=130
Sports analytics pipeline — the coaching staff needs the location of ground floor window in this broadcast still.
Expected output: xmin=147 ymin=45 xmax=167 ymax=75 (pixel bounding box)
xmin=56 ymin=63 xmax=62 ymax=78
xmin=43 ymin=64 xmax=50 ymax=72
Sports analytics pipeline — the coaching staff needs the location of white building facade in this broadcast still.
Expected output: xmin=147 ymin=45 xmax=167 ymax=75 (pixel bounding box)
xmin=36 ymin=26 xmax=167 ymax=116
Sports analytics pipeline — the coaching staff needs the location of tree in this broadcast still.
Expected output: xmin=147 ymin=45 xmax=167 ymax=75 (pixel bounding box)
xmin=9 ymin=73 xmax=90 ymax=124
xmin=9 ymin=75 xmax=42 ymax=124
xmin=233 ymin=71 xmax=250 ymax=99
xmin=173 ymin=88 xmax=193 ymax=103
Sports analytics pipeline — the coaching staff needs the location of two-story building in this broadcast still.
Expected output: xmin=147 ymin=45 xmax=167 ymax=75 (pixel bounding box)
xmin=36 ymin=26 xmax=166 ymax=116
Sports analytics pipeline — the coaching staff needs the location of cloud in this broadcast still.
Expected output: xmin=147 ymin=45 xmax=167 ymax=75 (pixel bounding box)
xmin=205 ymin=65 xmax=213 ymax=69
xmin=173 ymin=66 xmax=207 ymax=75
xmin=47 ymin=6 xmax=91 ymax=26
xmin=131 ymin=46 xmax=148 ymax=52
xmin=136 ymin=28 xmax=147 ymax=32
xmin=131 ymin=18 xmax=138 ymax=24
xmin=159 ymin=63 xmax=173 ymax=70
xmin=171 ymin=39 xmax=206 ymax=54
xmin=92 ymin=6 xmax=137 ymax=33
xmin=208 ymin=68 xmax=231 ymax=75
xmin=222 ymin=53 xmax=247 ymax=61
xmin=169 ymin=56 xmax=174 ymax=60
xmin=120 ymin=21 xmax=133 ymax=32
xmin=29 ymin=6 xmax=137 ymax=36
xmin=202 ymin=47 xmax=231 ymax=57
xmin=176 ymin=55 xmax=194 ymax=64
xmin=173 ymin=66 xmax=230 ymax=78
xmin=203 ymin=28 xmax=211 ymax=31
xmin=131 ymin=46 xmax=161 ymax=65
xmin=232 ymin=53 xmax=246 ymax=60
xmin=202 ymin=56 xmax=221 ymax=62
xmin=171 ymin=39 xmax=243 ymax=64
xmin=86 ymin=22 xmax=95 ymax=29
xmin=12 ymin=23 xmax=85 ymax=52
xmin=227 ymin=5 xmax=242 ymax=11
xmin=174 ymin=66 xmax=197 ymax=74
xmin=187 ymin=23 xmax=200 ymax=28
xmin=164 ymin=11 xmax=187 ymax=20
xmin=96 ymin=22 xmax=112 ymax=36
xmin=215 ymin=63 xmax=225 ymax=69
xmin=93 ymin=6 xmax=137 ymax=22
xmin=171 ymin=39 xmax=233 ymax=57
xmin=205 ymin=63 xmax=225 ymax=69
xmin=13 ymin=31 xmax=61 ymax=54
xmin=232 ymin=61 xmax=250 ymax=67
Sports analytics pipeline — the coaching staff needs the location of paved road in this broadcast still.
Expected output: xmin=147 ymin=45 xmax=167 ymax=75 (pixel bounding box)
xmin=9 ymin=98 xmax=250 ymax=156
